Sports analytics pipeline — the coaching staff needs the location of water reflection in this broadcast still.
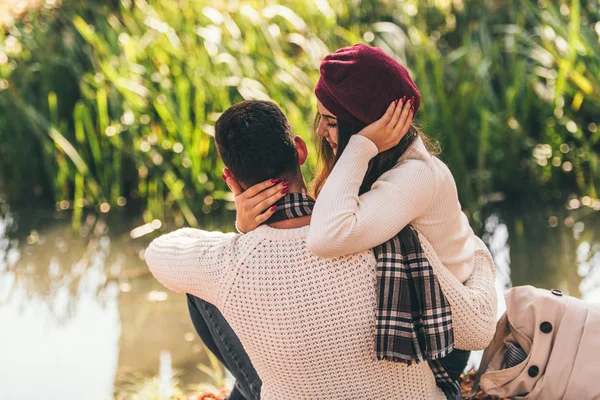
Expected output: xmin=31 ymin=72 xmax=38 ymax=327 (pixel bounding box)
xmin=486 ymin=195 xmax=600 ymax=300
xmin=0 ymin=202 xmax=216 ymax=399
xmin=0 ymin=205 xmax=120 ymax=399
xmin=0 ymin=193 xmax=598 ymax=398
xmin=0 ymin=268 xmax=119 ymax=400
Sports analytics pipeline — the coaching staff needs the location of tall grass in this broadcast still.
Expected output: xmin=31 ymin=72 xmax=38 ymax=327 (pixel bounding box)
xmin=0 ymin=0 xmax=598 ymax=231
xmin=0 ymin=0 xmax=345 ymax=227
xmin=373 ymin=0 xmax=599 ymax=223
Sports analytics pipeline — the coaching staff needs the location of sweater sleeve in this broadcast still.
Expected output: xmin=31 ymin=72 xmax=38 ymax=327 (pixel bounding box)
xmin=307 ymin=134 xmax=436 ymax=258
xmin=144 ymin=227 xmax=237 ymax=305
xmin=420 ymin=233 xmax=498 ymax=350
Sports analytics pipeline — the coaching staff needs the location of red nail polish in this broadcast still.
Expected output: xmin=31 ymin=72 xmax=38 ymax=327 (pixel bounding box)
xmin=270 ymin=178 xmax=280 ymax=184
xmin=402 ymin=96 xmax=407 ymax=102
xmin=222 ymin=174 xmax=227 ymax=181
xmin=270 ymin=206 xmax=277 ymax=212
xmin=281 ymin=188 xmax=289 ymax=195
xmin=410 ymin=97 xmax=415 ymax=104
xmin=282 ymin=180 xmax=291 ymax=187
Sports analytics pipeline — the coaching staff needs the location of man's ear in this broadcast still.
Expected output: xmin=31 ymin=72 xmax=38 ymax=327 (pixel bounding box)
xmin=294 ymin=136 xmax=308 ymax=166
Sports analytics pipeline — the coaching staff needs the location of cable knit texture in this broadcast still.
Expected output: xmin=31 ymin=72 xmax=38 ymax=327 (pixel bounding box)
xmin=308 ymin=134 xmax=477 ymax=284
xmin=146 ymin=223 xmax=496 ymax=400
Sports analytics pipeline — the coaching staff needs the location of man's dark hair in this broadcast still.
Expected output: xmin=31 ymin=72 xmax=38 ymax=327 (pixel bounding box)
xmin=214 ymin=100 xmax=299 ymax=186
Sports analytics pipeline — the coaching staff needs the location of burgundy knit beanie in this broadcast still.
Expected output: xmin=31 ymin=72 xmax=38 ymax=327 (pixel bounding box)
xmin=315 ymin=44 xmax=421 ymax=127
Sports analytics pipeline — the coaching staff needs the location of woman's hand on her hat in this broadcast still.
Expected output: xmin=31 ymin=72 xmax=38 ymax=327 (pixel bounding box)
xmin=358 ymin=97 xmax=414 ymax=153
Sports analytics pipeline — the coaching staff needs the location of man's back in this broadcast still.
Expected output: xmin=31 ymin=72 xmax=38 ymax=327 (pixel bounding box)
xmin=146 ymin=225 xmax=444 ymax=399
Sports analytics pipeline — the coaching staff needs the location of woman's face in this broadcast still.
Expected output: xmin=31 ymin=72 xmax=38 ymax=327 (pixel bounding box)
xmin=316 ymin=101 xmax=338 ymax=153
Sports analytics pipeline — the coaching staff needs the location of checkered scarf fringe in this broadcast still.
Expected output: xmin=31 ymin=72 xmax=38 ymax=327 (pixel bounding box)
xmin=268 ymin=193 xmax=461 ymax=399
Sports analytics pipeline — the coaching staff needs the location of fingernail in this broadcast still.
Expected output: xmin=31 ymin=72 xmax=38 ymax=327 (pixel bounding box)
xmin=410 ymin=97 xmax=415 ymax=104
xmin=282 ymin=180 xmax=291 ymax=187
xmin=281 ymin=188 xmax=289 ymax=195
xmin=270 ymin=178 xmax=280 ymax=184
xmin=394 ymin=99 xmax=398 ymax=105
xmin=222 ymin=174 xmax=227 ymax=181
xmin=270 ymin=206 xmax=277 ymax=212
xmin=402 ymin=96 xmax=407 ymax=102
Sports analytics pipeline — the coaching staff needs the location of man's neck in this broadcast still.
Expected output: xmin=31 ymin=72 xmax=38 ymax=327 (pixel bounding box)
xmin=268 ymin=215 xmax=312 ymax=229
xmin=267 ymin=183 xmax=312 ymax=230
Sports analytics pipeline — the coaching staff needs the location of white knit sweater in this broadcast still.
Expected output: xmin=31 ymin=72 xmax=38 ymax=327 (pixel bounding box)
xmin=308 ymin=135 xmax=477 ymax=283
xmin=145 ymin=224 xmax=497 ymax=399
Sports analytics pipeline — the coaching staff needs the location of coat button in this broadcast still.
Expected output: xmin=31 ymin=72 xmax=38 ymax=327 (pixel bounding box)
xmin=540 ymin=321 xmax=553 ymax=333
xmin=551 ymin=289 xmax=563 ymax=296
xmin=528 ymin=366 xmax=539 ymax=377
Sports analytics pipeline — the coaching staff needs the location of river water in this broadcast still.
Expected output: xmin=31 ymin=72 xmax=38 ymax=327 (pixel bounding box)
xmin=0 ymin=197 xmax=598 ymax=399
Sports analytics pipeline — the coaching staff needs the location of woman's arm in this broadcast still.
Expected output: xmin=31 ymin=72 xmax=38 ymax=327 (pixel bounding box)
xmin=145 ymin=228 xmax=237 ymax=304
xmin=307 ymin=134 xmax=436 ymax=258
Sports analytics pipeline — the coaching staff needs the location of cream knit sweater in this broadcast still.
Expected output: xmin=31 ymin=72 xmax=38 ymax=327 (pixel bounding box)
xmin=146 ymin=224 xmax=496 ymax=399
xmin=308 ymin=135 xmax=477 ymax=283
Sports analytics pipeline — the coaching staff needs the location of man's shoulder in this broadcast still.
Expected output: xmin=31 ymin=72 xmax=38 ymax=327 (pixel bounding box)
xmin=240 ymin=226 xmax=376 ymax=264
xmin=327 ymin=249 xmax=376 ymax=263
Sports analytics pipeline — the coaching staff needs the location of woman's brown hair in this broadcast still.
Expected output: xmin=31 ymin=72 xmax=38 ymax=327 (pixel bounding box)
xmin=311 ymin=113 xmax=440 ymax=197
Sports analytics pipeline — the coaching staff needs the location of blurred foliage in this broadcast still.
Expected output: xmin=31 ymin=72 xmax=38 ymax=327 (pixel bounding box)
xmin=0 ymin=0 xmax=354 ymax=230
xmin=0 ymin=0 xmax=600 ymax=293
xmin=1 ymin=0 xmax=599 ymax=227
xmin=115 ymin=351 xmax=229 ymax=400
xmin=115 ymin=370 xmax=187 ymax=400
xmin=372 ymin=0 xmax=600 ymax=218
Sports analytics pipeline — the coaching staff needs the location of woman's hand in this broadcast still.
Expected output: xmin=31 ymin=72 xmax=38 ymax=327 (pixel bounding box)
xmin=358 ymin=97 xmax=414 ymax=153
xmin=222 ymin=168 xmax=290 ymax=233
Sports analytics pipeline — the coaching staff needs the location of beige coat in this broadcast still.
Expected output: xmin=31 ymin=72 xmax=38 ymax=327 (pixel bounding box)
xmin=471 ymin=285 xmax=600 ymax=399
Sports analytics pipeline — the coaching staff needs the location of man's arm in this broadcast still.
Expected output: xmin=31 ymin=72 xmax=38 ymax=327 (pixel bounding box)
xmin=145 ymin=228 xmax=237 ymax=304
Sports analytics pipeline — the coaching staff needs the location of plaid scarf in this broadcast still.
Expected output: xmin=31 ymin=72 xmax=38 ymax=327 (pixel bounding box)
xmin=268 ymin=192 xmax=316 ymax=222
xmin=269 ymin=193 xmax=462 ymax=399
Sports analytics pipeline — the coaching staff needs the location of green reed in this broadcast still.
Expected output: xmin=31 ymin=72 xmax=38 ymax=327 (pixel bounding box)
xmin=373 ymin=0 xmax=599 ymax=226
xmin=0 ymin=0 xmax=598 ymax=229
